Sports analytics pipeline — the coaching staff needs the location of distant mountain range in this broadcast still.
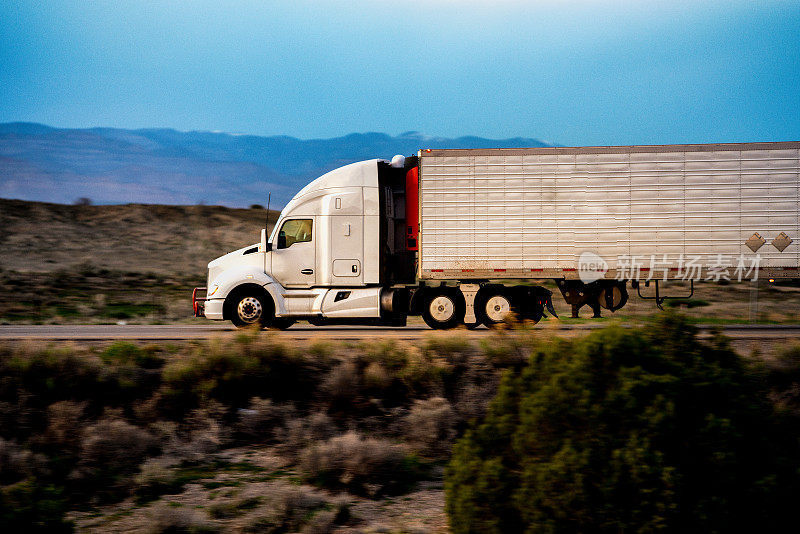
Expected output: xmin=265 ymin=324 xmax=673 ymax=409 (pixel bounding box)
xmin=0 ymin=122 xmax=551 ymax=207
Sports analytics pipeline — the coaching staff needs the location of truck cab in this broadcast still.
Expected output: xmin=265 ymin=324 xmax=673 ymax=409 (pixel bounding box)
xmin=196 ymin=157 xmax=415 ymax=328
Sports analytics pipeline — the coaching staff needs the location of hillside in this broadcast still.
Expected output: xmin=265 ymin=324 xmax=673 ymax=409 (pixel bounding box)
xmin=0 ymin=198 xmax=275 ymax=277
xmin=0 ymin=199 xmax=277 ymax=324
xmin=0 ymin=122 xmax=551 ymax=207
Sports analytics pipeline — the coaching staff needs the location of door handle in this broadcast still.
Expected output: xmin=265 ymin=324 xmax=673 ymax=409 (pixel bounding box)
xmin=300 ymin=268 xmax=313 ymax=275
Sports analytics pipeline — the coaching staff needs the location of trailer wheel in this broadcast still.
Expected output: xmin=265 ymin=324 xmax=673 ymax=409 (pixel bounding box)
xmin=422 ymin=289 xmax=465 ymax=330
xmin=226 ymin=286 xmax=275 ymax=328
xmin=476 ymin=288 xmax=514 ymax=327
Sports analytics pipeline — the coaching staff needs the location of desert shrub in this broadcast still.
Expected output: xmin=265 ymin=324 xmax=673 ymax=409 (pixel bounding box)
xmin=279 ymin=412 xmax=336 ymax=459
xmin=74 ymin=415 xmax=159 ymax=500
xmin=478 ymin=333 xmax=531 ymax=368
xmin=401 ymin=352 xmax=452 ymax=397
xmin=101 ymin=341 xmax=164 ymax=369
xmin=245 ymin=483 xmax=348 ymax=533
xmin=0 ymin=344 xmax=160 ymax=440
xmin=319 ymin=360 xmax=364 ymax=419
xmin=0 ymin=438 xmax=48 ymax=485
xmin=0 ymin=477 xmax=73 ymax=533
xmin=361 ymin=340 xmax=413 ymax=372
xmin=38 ymin=401 xmax=85 ymax=455
xmin=0 ymin=346 xmax=105 ymax=439
xmin=404 ymin=397 xmax=457 ymax=456
xmin=764 ymin=342 xmax=800 ymax=416
xmin=300 ymin=431 xmax=420 ymax=497
xmin=158 ymin=337 xmax=323 ymax=417
xmin=445 ymin=314 xmax=800 ymax=533
xmin=133 ymin=457 xmax=183 ymax=503
xmin=422 ymin=336 xmax=473 ymax=367
xmin=179 ymin=404 xmax=231 ymax=458
xmin=153 ymin=403 xmax=231 ymax=463
xmin=322 ymin=361 xmax=360 ymax=404
xmin=362 ymin=361 xmax=391 ymax=390
xmin=235 ymin=398 xmax=293 ymax=444
xmin=79 ymin=415 xmax=159 ymax=474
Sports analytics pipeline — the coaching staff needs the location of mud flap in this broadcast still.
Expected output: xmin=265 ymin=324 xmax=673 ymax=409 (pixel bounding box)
xmin=516 ymin=286 xmax=558 ymax=321
xmin=544 ymin=293 xmax=558 ymax=318
xmin=532 ymin=286 xmax=558 ymax=318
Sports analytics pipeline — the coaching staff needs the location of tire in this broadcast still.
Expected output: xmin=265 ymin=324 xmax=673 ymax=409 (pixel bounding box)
xmin=476 ymin=288 xmax=514 ymax=328
xmin=226 ymin=288 xmax=274 ymax=328
xmin=269 ymin=318 xmax=296 ymax=330
xmin=422 ymin=289 xmax=465 ymax=330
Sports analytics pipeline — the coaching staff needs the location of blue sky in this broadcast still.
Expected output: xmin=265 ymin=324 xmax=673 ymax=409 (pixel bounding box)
xmin=1 ymin=0 xmax=798 ymax=145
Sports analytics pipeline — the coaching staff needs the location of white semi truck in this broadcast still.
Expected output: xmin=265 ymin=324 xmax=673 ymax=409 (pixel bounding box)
xmin=193 ymin=142 xmax=800 ymax=329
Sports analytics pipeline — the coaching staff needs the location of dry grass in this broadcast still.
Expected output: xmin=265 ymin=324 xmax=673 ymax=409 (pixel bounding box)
xmin=300 ymin=431 xmax=418 ymax=497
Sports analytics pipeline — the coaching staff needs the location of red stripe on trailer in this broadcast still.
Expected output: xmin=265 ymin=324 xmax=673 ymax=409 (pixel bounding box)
xmin=462 ymin=269 xmax=474 ymax=272
xmin=405 ymin=166 xmax=419 ymax=251
xmin=494 ymin=269 xmax=506 ymax=272
xmin=531 ymin=268 xmax=543 ymax=272
xmin=431 ymin=269 xmax=443 ymax=272
xmin=563 ymin=268 xmax=576 ymax=271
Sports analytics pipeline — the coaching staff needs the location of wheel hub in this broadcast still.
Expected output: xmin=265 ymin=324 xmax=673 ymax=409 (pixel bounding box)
xmin=485 ymin=295 xmax=511 ymax=322
xmin=429 ymin=295 xmax=455 ymax=322
xmin=237 ymin=297 xmax=262 ymax=322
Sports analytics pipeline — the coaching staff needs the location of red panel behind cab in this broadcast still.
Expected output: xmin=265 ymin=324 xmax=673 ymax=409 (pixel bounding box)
xmin=405 ymin=166 xmax=419 ymax=251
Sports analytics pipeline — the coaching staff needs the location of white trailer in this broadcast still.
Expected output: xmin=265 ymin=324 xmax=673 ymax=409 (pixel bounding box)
xmin=193 ymin=142 xmax=800 ymax=329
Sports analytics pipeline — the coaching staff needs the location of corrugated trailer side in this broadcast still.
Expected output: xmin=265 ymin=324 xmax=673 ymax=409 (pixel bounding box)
xmin=417 ymin=142 xmax=800 ymax=281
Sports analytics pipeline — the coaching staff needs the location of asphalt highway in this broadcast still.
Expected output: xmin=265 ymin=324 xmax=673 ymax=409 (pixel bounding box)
xmin=1 ymin=323 xmax=800 ymax=342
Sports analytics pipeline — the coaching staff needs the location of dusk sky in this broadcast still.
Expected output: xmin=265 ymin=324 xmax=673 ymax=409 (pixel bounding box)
xmin=1 ymin=0 xmax=798 ymax=146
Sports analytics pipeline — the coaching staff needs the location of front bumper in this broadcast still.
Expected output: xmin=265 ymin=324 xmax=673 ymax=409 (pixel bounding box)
xmin=204 ymin=299 xmax=224 ymax=320
xmin=192 ymin=287 xmax=207 ymax=317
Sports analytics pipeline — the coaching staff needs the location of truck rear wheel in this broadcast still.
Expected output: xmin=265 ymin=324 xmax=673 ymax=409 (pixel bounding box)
xmin=476 ymin=288 xmax=514 ymax=327
xmin=422 ymin=289 xmax=465 ymax=330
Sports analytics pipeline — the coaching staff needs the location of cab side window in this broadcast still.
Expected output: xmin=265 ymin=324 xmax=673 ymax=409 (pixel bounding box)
xmin=277 ymin=219 xmax=313 ymax=249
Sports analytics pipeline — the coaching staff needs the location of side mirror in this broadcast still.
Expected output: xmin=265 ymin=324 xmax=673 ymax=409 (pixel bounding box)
xmin=277 ymin=233 xmax=287 ymax=249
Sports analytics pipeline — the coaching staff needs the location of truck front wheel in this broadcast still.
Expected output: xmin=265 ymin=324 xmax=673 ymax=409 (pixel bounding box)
xmin=422 ymin=289 xmax=465 ymax=330
xmin=226 ymin=287 xmax=275 ymax=328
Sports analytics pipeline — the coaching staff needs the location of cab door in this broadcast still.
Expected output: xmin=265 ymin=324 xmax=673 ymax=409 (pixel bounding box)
xmin=270 ymin=218 xmax=316 ymax=287
xmin=329 ymin=215 xmax=363 ymax=285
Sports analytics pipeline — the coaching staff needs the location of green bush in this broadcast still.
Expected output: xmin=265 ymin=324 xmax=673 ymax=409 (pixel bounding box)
xmin=445 ymin=313 xmax=799 ymax=533
xmin=101 ymin=341 xmax=164 ymax=369
xmin=158 ymin=337 xmax=323 ymax=417
xmin=0 ymin=478 xmax=73 ymax=533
